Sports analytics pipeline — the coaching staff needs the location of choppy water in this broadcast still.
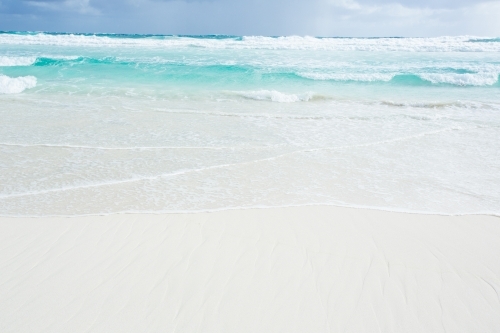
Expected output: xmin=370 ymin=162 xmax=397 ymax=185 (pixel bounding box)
xmin=1 ymin=32 xmax=500 ymax=216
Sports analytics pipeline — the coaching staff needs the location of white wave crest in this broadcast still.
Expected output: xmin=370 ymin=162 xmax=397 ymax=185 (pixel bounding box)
xmin=0 ymin=75 xmax=37 ymax=94
xmin=235 ymin=90 xmax=315 ymax=103
xmin=420 ymin=72 xmax=499 ymax=86
xmin=0 ymin=56 xmax=37 ymax=66
xmin=298 ymin=72 xmax=395 ymax=82
xmin=2 ymin=34 xmax=500 ymax=52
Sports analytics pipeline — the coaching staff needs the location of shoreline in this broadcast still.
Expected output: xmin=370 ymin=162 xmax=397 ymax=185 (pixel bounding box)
xmin=2 ymin=203 xmax=500 ymax=219
xmin=1 ymin=205 xmax=499 ymax=332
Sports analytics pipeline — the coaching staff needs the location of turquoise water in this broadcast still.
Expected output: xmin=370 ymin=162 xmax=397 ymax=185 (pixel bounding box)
xmin=1 ymin=32 xmax=500 ymax=215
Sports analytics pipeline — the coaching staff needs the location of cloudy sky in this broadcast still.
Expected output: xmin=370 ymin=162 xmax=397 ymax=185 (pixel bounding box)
xmin=0 ymin=0 xmax=499 ymax=36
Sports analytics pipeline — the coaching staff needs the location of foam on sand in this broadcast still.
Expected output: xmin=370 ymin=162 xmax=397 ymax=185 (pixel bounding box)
xmin=235 ymin=90 xmax=315 ymax=102
xmin=1 ymin=206 xmax=499 ymax=333
xmin=0 ymin=74 xmax=37 ymax=93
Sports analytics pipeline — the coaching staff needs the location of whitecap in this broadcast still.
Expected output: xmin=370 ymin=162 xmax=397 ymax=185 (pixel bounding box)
xmin=2 ymin=33 xmax=500 ymax=52
xmin=0 ymin=56 xmax=37 ymax=66
xmin=0 ymin=75 xmax=37 ymax=94
xmin=298 ymin=72 xmax=395 ymax=82
xmin=419 ymin=72 xmax=499 ymax=86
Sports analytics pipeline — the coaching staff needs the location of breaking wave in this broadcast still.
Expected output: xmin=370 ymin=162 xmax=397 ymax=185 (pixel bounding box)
xmin=419 ymin=72 xmax=500 ymax=86
xmin=233 ymin=90 xmax=321 ymax=103
xmin=298 ymin=72 xmax=499 ymax=86
xmin=1 ymin=53 xmax=498 ymax=87
xmin=1 ymin=32 xmax=500 ymax=52
xmin=0 ymin=56 xmax=37 ymax=66
xmin=0 ymin=75 xmax=37 ymax=94
xmin=297 ymin=73 xmax=395 ymax=82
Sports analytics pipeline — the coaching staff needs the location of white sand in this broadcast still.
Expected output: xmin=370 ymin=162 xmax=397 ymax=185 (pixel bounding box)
xmin=1 ymin=206 xmax=499 ymax=332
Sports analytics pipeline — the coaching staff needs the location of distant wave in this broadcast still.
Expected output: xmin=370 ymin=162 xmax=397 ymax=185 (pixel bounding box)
xmin=1 ymin=55 xmax=237 ymax=67
xmin=380 ymin=100 xmax=498 ymax=110
xmin=297 ymin=72 xmax=395 ymax=82
xmin=1 ymin=33 xmax=500 ymax=52
xmin=0 ymin=75 xmax=37 ymax=94
xmin=0 ymin=55 xmax=81 ymax=67
xmin=34 ymin=56 xmax=117 ymax=66
xmin=419 ymin=73 xmax=500 ymax=86
xmin=297 ymin=72 xmax=500 ymax=86
xmin=468 ymin=37 xmax=500 ymax=43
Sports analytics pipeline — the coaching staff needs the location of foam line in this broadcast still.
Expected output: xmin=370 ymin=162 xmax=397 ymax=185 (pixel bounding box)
xmin=1 ymin=202 xmax=499 ymax=218
xmin=0 ymin=127 xmax=460 ymax=200
xmin=2 ymin=33 xmax=500 ymax=52
xmin=0 ymin=143 xmax=277 ymax=150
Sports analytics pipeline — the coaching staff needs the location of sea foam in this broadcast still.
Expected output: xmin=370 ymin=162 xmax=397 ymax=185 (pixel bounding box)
xmin=419 ymin=72 xmax=500 ymax=86
xmin=2 ymin=33 xmax=500 ymax=52
xmin=1 ymin=32 xmax=500 ymax=216
xmin=297 ymin=72 xmax=500 ymax=86
xmin=0 ymin=75 xmax=37 ymax=93
xmin=0 ymin=56 xmax=37 ymax=66
xmin=297 ymin=73 xmax=395 ymax=82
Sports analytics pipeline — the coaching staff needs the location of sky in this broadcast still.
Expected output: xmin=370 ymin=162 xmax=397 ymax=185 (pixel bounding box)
xmin=0 ymin=0 xmax=499 ymax=36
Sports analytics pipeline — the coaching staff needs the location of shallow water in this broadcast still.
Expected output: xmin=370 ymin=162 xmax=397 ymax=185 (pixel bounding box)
xmin=1 ymin=32 xmax=499 ymax=216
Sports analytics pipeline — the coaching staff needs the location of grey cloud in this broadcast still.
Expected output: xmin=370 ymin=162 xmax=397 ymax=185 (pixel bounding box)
xmin=355 ymin=0 xmax=488 ymax=7
xmin=23 ymin=0 xmax=68 ymax=2
xmin=0 ymin=0 xmax=499 ymax=36
xmin=421 ymin=0 xmax=483 ymax=4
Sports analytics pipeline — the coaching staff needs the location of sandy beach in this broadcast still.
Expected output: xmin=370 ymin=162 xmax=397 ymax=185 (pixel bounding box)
xmin=2 ymin=5 xmax=500 ymax=333
xmin=1 ymin=206 xmax=499 ymax=332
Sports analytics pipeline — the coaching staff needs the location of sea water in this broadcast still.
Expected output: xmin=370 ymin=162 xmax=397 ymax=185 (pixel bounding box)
xmin=1 ymin=32 xmax=499 ymax=216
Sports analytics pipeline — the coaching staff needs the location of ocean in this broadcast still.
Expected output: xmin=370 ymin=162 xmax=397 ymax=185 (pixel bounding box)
xmin=1 ymin=32 xmax=499 ymax=216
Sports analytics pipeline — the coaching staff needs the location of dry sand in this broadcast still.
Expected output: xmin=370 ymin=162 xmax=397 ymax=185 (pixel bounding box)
xmin=1 ymin=206 xmax=499 ymax=332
